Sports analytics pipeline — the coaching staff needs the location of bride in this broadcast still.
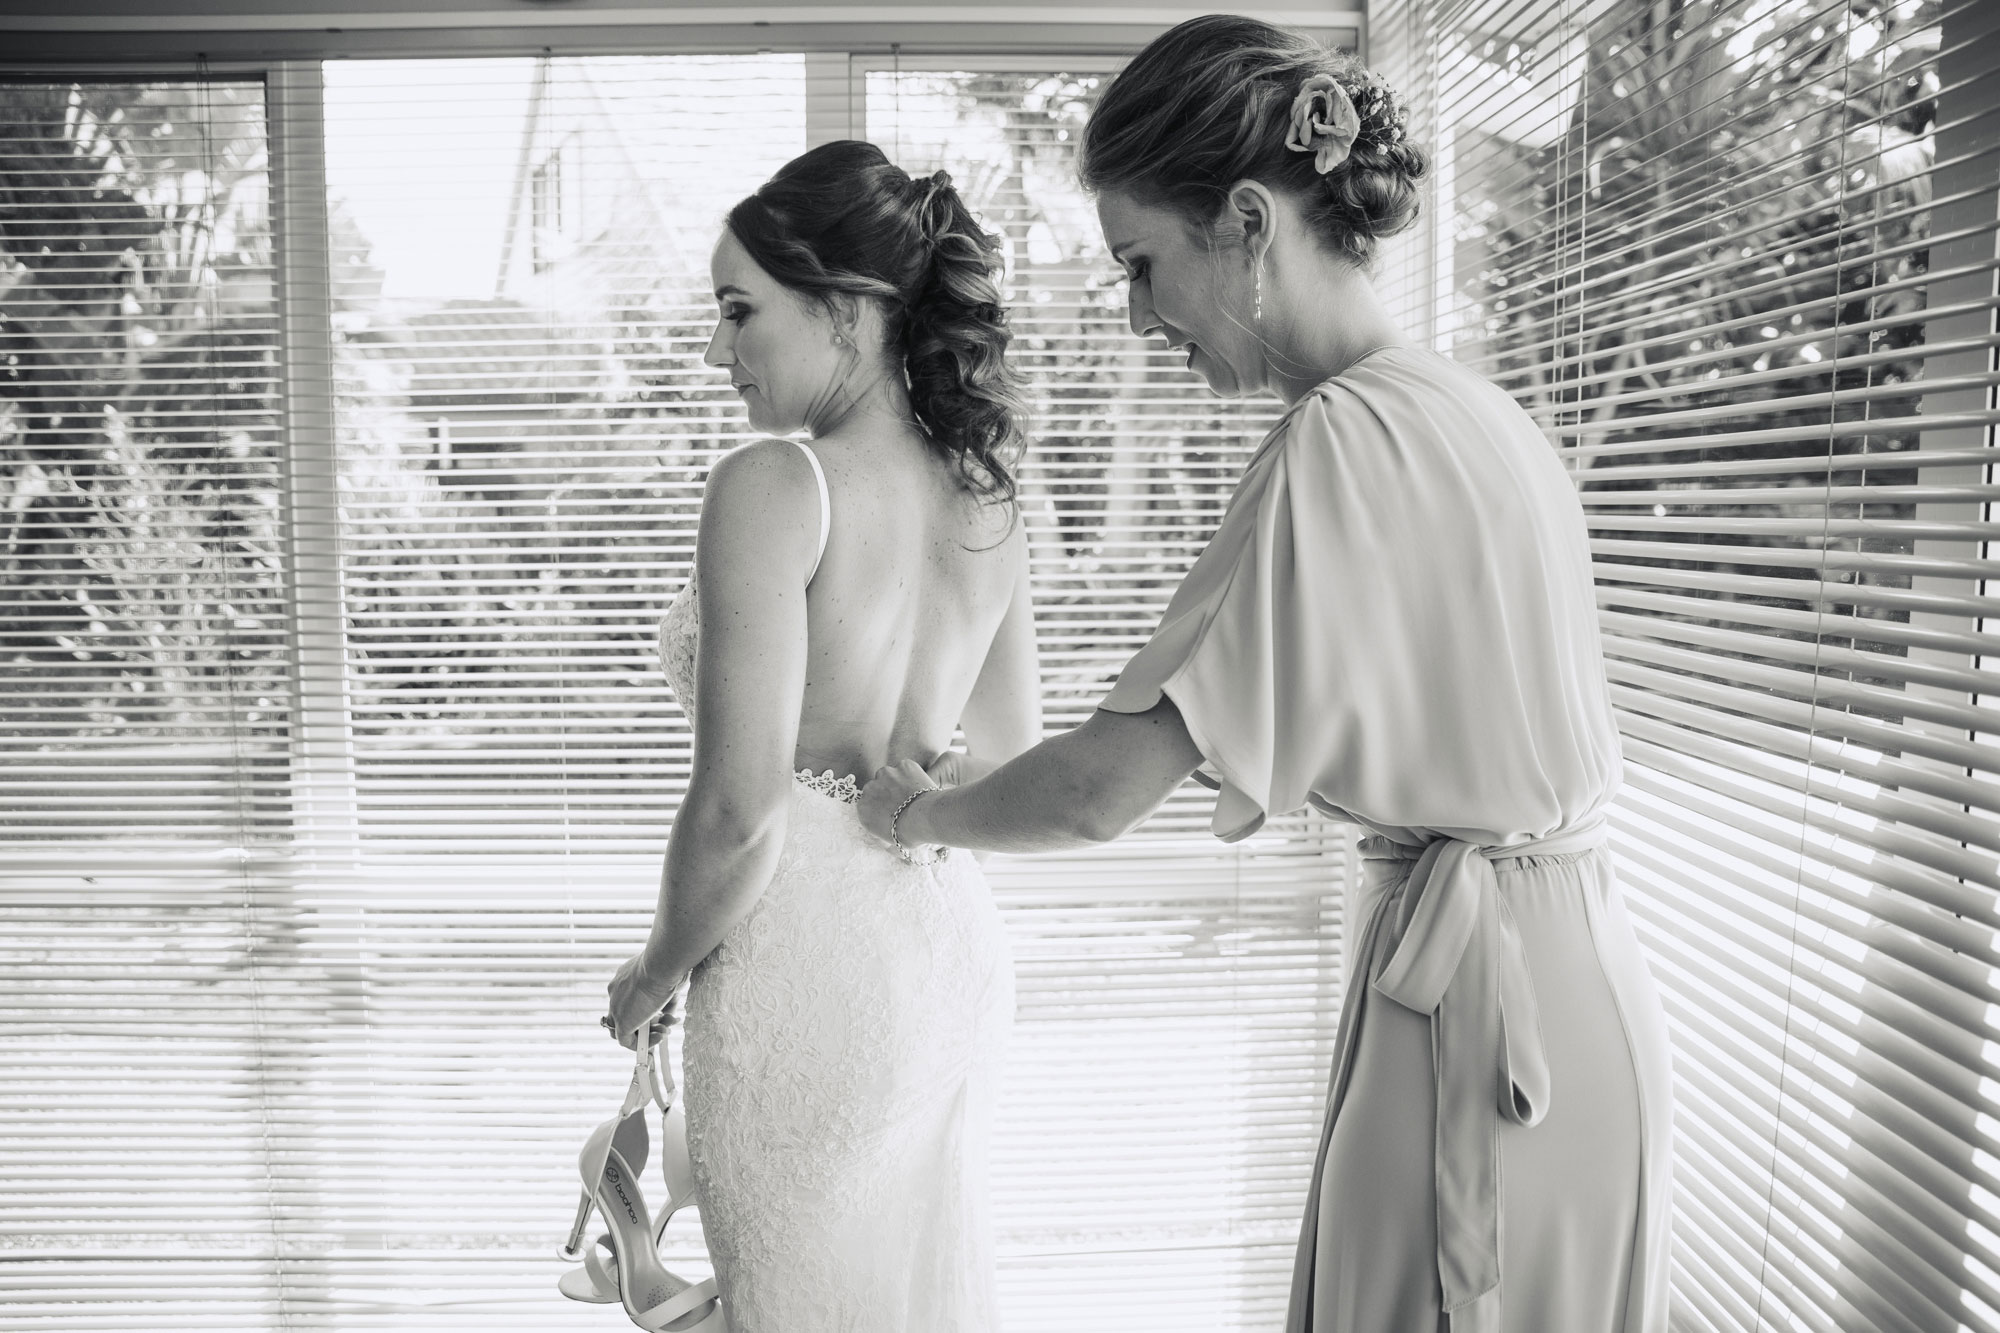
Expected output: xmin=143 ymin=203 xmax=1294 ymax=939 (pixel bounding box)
xmin=602 ymin=140 xmax=1038 ymax=1330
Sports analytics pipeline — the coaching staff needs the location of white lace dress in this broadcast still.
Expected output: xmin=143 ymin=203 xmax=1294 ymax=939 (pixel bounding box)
xmin=659 ymin=575 xmax=1016 ymax=1333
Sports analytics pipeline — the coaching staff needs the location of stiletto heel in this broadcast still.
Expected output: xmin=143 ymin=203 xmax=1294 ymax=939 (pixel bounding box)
xmin=559 ymin=1188 xmax=595 ymax=1262
xmin=557 ymin=1035 xmax=728 ymax=1331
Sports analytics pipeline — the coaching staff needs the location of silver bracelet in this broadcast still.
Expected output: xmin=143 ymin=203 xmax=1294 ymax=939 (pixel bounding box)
xmin=890 ymin=788 xmax=946 ymax=866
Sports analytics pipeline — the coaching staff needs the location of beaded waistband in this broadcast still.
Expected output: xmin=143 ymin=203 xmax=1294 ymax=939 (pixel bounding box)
xmin=794 ymin=768 xmax=862 ymax=804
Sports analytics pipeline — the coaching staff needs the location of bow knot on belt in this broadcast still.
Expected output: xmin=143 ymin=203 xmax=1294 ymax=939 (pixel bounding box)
xmin=1318 ymin=823 xmax=1604 ymax=1316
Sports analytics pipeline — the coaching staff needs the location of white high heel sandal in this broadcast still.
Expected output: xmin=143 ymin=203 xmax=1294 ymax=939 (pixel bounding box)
xmin=557 ymin=1035 xmax=727 ymax=1332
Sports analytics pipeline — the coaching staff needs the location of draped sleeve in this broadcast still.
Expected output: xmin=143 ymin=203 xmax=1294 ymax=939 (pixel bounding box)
xmin=1099 ymin=347 xmax=1623 ymax=845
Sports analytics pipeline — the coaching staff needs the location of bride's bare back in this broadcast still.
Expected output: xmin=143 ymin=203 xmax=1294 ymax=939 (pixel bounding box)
xmin=792 ymin=429 xmax=1036 ymax=783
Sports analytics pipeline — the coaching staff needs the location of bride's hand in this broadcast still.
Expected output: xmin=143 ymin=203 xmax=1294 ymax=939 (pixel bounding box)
xmin=859 ymin=759 xmax=938 ymax=847
xmin=605 ymin=952 xmax=683 ymax=1051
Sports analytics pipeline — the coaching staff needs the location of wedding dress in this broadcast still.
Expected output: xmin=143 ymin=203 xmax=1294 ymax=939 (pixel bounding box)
xmin=657 ymin=439 xmax=1016 ymax=1333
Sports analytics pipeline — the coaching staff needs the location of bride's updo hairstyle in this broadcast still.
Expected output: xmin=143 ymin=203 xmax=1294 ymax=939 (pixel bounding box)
xmin=726 ymin=140 xmax=1026 ymax=506
xmin=1081 ymin=15 xmax=1428 ymax=267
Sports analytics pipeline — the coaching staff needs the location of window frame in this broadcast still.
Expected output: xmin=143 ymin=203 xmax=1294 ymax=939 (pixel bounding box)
xmin=0 ymin=11 xmax=1365 ymax=66
xmin=270 ymin=59 xmax=362 ymax=866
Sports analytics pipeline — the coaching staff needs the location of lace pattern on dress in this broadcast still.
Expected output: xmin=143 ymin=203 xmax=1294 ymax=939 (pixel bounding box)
xmin=659 ymin=578 xmax=701 ymax=710
xmin=794 ymin=768 xmax=862 ymax=803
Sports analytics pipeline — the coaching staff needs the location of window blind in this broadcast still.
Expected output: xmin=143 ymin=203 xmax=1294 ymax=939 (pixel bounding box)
xmin=1373 ymin=0 xmax=2000 ymax=1328
xmin=3 ymin=49 xmax=1352 ymax=1332
xmin=0 ymin=76 xmax=302 ymax=1330
xmin=0 ymin=78 xmax=287 ymax=842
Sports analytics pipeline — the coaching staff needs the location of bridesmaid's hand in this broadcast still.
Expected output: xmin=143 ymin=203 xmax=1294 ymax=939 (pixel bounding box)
xmin=860 ymin=759 xmax=938 ymax=849
xmin=605 ymin=952 xmax=683 ymax=1051
xmin=924 ymin=750 xmax=997 ymax=788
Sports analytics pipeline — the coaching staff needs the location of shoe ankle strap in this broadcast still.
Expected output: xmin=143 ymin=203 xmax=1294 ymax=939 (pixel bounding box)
xmin=622 ymin=1040 xmax=676 ymax=1119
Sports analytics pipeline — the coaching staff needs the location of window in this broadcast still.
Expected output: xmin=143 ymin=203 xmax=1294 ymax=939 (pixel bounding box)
xmin=529 ymin=123 xmax=585 ymax=274
xmin=1374 ymin=0 xmax=2000 ymax=1326
xmin=0 ymin=79 xmax=286 ymax=840
xmin=2 ymin=45 xmax=1354 ymax=1331
xmin=532 ymin=151 xmax=565 ymax=263
xmin=0 ymin=76 xmax=296 ymax=1320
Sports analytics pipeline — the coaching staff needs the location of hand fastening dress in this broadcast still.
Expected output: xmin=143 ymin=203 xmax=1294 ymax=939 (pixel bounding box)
xmin=1099 ymin=346 xmax=1674 ymax=1333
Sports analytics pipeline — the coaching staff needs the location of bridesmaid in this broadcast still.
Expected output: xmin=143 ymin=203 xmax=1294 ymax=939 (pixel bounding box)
xmin=861 ymin=15 xmax=1673 ymax=1332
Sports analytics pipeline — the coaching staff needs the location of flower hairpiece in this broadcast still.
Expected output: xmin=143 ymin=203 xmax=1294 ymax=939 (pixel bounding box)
xmin=1285 ymin=74 xmax=1361 ymax=175
xmin=1285 ymin=71 xmax=1411 ymax=176
xmin=1349 ymin=73 xmax=1411 ymax=148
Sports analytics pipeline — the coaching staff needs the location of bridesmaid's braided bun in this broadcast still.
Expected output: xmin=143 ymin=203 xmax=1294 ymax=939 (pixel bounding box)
xmin=727 ymin=141 xmax=1026 ymax=506
xmin=1081 ymin=15 xmax=1428 ymax=267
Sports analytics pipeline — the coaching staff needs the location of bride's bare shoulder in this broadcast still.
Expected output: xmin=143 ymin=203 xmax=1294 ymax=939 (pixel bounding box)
xmin=694 ymin=438 xmax=821 ymax=567
xmin=705 ymin=437 xmax=816 ymax=492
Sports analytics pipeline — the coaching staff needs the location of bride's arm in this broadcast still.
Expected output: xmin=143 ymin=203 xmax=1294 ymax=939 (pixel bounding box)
xmin=608 ymin=442 xmax=818 ymax=1041
xmin=928 ymin=526 xmax=1041 ymax=857
xmin=953 ymin=523 xmax=1042 ymax=776
xmin=863 ymin=697 xmax=1205 ymax=855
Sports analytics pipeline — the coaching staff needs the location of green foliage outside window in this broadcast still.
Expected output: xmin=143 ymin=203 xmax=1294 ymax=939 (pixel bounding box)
xmin=1453 ymin=0 xmax=1940 ymax=679
xmin=0 ymin=83 xmax=287 ymax=755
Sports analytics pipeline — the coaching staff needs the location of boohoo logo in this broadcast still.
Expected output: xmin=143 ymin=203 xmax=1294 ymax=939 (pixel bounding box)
xmin=604 ymin=1161 xmax=640 ymax=1224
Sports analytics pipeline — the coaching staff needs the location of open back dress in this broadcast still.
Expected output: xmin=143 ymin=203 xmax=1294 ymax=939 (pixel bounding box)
xmin=659 ymin=439 xmax=1016 ymax=1333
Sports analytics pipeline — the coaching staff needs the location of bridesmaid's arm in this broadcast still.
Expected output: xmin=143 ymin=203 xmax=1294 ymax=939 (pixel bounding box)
xmin=863 ymin=698 xmax=1205 ymax=854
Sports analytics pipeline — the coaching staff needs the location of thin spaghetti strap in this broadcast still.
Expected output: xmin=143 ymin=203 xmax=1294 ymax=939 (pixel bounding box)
xmin=791 ymin=439 xmax=831 ymax=584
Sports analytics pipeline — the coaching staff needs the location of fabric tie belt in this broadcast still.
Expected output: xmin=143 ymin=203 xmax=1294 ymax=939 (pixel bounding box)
xmin=1295 ymin=820 xmax=1607 ymax=1324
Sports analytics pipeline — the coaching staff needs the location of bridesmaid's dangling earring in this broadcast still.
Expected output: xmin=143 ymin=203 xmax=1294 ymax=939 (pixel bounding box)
xmin=1253 ymin=258 xmax=1265 ymax=329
